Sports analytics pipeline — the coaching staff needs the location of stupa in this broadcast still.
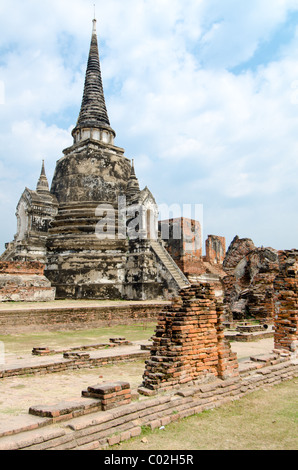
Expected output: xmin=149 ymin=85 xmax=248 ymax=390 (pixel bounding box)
xmin=1 ymin=19 xmax=190 ymax=300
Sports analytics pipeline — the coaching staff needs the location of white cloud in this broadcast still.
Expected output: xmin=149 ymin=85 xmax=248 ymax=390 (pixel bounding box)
xmin=10 ymin=120 xmax=71 ymax=163
xmin=197 ymin=0 xmax=298 ymax=68
xmin=0 ymin=80 xmax=4 ymax=105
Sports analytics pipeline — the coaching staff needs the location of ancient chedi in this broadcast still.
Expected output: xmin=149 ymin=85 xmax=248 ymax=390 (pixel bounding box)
xmin=1 ymin=19 xmax=189 ymax=300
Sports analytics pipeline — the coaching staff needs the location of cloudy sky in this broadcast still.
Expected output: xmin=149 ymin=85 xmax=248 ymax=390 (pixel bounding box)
xmin=1 ymin=0 xmax=298 ymax=253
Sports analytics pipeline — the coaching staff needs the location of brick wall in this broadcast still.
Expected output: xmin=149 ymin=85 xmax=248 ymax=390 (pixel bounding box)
xmin=0 ymin=302 xmax=166 ymax=334
xmin=0 ymin=261 xmax=45 ymax=275
xmin=159 ymin=218 xmax=203 ymax=275
xmin=139 ymin=284 xmax=239 ymax=394
xmin=274 ymin=250 xmax=298 ymax=354
xmin=82 ymin=382 xmax=131 ymax=410
xmin=205 ymin=235 xmax=226 ymax=265
xmin=0 ymin=261 xmax=55 ymax=302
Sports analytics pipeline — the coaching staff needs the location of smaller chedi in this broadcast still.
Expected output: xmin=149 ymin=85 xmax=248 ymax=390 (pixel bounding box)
xmin=3 ymin=161 xmax=58 ymax=264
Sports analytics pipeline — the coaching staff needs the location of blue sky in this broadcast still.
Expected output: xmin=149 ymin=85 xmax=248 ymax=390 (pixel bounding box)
xmin=1 ymin=0 xmax=298 ymax=253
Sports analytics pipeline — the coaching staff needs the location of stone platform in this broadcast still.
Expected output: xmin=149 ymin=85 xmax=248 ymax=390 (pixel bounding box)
xmin=0 ymin=341 xmax=150 ymax=379
xmin=224 ymin=325 xmax=274 ymax=342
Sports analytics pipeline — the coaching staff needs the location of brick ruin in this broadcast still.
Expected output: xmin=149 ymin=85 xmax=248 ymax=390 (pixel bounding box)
xmin=159 ymin=218 xmax=203 ymax=274
xmin=136 ymin=240 xmax=298 ymax=395
xmin=82 ymin=381 xmax=131 ymax=411
xmin=222 ymin=236 xmax=280 ymax=322
xmin=0 ymin=261 xmax=55 ymax=302
xmin=220 ymin=238 xmax=298 ymax=355
xmin=205 ymin=235 xmax=226 ymax=265
xmin=274 ymin=250 xmax=298 ymax=354
xmin=219 ymin=239 xmax=298 ymax=358
xmin=159 ymin=219 xmax=226 ymax=278
xmin=159 ymin=218 xmax=227 ymax=299
xmin=139 ymin=283 xmax=239 ymax=395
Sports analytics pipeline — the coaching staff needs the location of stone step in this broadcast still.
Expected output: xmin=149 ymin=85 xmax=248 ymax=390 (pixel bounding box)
xmin=29 ymin=398 xmax=102 ymax=419
xmin=0 ymin=427 xmax=67 ymax=451
xmin=151 ymin=241 xmax=188 ymax=284
xmin=150 ymin=240 xmax=190 ymax=289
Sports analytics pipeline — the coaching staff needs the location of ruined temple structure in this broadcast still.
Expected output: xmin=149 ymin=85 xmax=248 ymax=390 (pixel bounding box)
xmin=1 ymin=19 xmax=191 ymax=301
xmin=159 ymin=219 xmax=226 ymax=299
xmin=222 ymin=236 xmax=280 ymax=322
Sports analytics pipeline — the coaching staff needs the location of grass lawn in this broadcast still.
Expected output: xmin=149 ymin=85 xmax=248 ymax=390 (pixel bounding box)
xmin=0 ymin=323 xmax=156 ymax=355
xmin=113 ymin=378 xmax=298 ymax=451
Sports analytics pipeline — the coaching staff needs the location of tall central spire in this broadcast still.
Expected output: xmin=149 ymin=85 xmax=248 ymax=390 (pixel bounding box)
xmin=72 ymin=19 xmax=116 ymax=145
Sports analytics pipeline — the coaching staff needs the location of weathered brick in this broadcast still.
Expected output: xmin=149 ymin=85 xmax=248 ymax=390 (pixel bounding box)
xmin=273 ymin=251 xmax=298 ymax=354
xmin=139 ymin=284 xmax=239 ymax=393
xmin=120 ymin=430 xmax=131 ymax=442
xmin=149 ymin=419 xmax=161 ymax=430
xmin=130 ymin=426 xmax=141 ymax=437
xmin=108 ymin=434 xmax=121 ymax=446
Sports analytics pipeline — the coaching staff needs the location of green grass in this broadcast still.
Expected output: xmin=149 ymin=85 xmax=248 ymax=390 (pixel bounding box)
xmin=0 ymin=323 xmax=156 ymax=355
xmin=113 ymin=379 xmax=298 ymax=450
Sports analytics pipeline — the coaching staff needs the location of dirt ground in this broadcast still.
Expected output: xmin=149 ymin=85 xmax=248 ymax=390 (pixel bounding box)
xmin=0 ymin=337 xmax=274 ymax=424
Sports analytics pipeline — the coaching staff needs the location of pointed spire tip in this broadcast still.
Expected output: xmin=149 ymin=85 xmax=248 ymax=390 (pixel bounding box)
xmin=41 ymin=159 xmax=46 ymax=176
xmin=92 ymin=18 xmax=97 ymax=34
xmin=92 ymin=3 xmax=97 ymax=35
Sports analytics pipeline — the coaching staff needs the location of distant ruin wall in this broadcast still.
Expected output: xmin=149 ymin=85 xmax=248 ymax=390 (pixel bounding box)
xmin=223 ymin=236 xmax=255 ymax=274
xmin=0 ymin=302 xmax=166 ymax=334
xmin=205 ymin=235 xmax=226 ymax=265
xmin=159 ymin=218 xmax=204 ymax=276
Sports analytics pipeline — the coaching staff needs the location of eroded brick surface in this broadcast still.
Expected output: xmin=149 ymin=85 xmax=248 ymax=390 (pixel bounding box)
xmin=222 ymin=246 xmax=279 ymax=321
xmin=274 ymin=250 xmax=298 ymax=354
xmin=0 ymin=261 xmax=55 ymax=302
xmin=205 ymin=235 xmax=226 ymax=265
xmin=139 ymin=284 xmax=239 ymax=393
xmin=82 ymin=381 xmax=132 ymax=411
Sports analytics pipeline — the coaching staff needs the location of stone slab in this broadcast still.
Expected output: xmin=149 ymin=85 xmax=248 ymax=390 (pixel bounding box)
xmin=0 ymin=414 xmax=51 ymax=439
xmin=29 ymin=398 xmax=101 ymax=418
xmin=0 ymin=426 xmax=66 ymax=451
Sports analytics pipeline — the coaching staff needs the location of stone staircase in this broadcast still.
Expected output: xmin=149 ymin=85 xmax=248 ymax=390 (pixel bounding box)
xmin=150 ymin=240 xmax=190 ymax=290
xmin=0 ymin=245 xmax=15 ymax=261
